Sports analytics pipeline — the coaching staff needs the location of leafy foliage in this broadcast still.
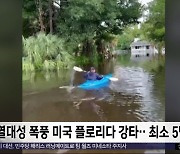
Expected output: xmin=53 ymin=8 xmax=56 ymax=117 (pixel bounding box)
xmin=23 ymin=0 xmax=39 ymax=37
xmin=23 ymin=33 xmax=73 ymax=72
xmin=116 ymin=25 xmax=141 ymax=50
xmin=141 ymin=0 xmax=165 ymax=50
xmin=23 ymin=0 xmax=144 ymax=71
xmin=57 ymin=0 xmax=142 ymax=54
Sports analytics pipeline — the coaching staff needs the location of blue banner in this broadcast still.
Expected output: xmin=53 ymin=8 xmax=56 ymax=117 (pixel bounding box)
xmin=0 ymin=143 xmax=176 ymax=150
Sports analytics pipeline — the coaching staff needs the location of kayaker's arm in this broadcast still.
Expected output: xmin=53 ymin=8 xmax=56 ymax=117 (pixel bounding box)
xmin=83 ymin=71 xmax=89 ymax=80
xmin=96 ymin=73 xmax=103 ymax=80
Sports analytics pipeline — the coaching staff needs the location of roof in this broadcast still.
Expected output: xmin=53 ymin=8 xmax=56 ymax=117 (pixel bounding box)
xmin=130 ymin=40 xmax=151 ymax=47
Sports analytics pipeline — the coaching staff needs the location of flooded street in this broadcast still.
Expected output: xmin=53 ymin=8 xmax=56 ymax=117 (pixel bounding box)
xmin=23 ymin=55 xmax=165 ymax=122
xmin=21 ymin=0 xmax=165 ymax=153
xmin=23 ymin=55 xmax=165 ymax=153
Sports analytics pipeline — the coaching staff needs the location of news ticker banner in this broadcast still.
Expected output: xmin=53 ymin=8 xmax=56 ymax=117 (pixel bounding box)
xmin=0 ymin=122 xmax=180 ymax=143
xmin=0 ymin=143 xmax=178 ymax=150
xmin=0 ymin=122 xmax=180 ymax=150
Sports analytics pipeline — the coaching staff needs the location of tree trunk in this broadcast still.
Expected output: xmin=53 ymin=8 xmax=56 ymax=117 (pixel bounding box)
xmin=82 ymin=39 xmax=93 ymax=57
xmin=49 ymin=0 xmax=53 ymax=33
xmin=38 ymin=0 xmax=45 ymax=32
xmin=96 ymin=39 xmax=106 ymax=58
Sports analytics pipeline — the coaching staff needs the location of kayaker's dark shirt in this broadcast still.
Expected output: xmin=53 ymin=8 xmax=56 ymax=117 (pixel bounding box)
xmin=84 ymin=72 xmax=103 ymax=80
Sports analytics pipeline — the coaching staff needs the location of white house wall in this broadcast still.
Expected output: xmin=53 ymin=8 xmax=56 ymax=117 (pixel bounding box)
xmin=131 ymin=46 xmax=156 ymax=56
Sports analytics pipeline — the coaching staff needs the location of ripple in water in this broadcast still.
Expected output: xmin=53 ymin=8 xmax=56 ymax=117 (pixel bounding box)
xmin=108 ymin=66 xmax=164 ymax=122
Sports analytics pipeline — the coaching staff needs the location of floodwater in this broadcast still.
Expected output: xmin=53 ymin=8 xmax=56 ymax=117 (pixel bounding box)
xmin=23 ymin=54 xmax=165 ymax=153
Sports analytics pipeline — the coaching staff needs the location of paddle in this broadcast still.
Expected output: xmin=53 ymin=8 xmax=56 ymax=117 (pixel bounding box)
xmin=73 ymin=66 xmax=118 ymax=81
xmin=73 ymin=66 xmax=87 ymax=72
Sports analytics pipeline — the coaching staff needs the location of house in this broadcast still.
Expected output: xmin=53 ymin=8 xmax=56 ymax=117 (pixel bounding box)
xmin=130 ymin=40 xmax=157 ymax=57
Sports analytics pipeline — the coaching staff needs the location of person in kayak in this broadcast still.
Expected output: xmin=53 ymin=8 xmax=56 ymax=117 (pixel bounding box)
xmin=84 ymin=67 xmax=103 ymax=80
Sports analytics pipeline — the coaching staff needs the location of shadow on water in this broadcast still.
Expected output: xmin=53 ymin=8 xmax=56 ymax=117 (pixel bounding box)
xmin=23 ymin=54 xmax=164 ymax=123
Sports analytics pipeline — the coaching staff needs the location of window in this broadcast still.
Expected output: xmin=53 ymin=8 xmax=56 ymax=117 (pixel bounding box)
xmin=146 ymin=46 xmax=150 ymax=49
xmin=135 ymin=46 xmax=140 ymax=49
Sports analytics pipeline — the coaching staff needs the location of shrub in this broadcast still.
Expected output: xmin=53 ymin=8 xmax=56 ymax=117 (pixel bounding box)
xmin=23 ymin=33 xmax=73 ymax=72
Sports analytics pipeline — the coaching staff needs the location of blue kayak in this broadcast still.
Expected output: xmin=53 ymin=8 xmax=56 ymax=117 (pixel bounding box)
xmin=78 ymin=74 xmax=112 ymax=90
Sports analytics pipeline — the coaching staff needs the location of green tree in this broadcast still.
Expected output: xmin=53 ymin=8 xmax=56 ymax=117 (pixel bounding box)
xmin=57 ymin=0 xmax=142 ymax=57
xmin=23 ymin=0 xmax=60 ymax=37
xmin=23 ymin=0 xmax=144 ymax=71
xmin=23 ymin=0 xmax=39 ymax=37
xmin=141 ymin=0 xmax=165 ymax=53
xmin=116 ymin=25 xmax=141 ymax=50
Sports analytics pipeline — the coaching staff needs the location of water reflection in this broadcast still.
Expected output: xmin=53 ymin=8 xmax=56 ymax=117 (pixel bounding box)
xmin=23 ymin=55 xmax=165 ymax=122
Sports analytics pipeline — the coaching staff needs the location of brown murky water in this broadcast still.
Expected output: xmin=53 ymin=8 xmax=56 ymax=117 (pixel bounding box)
xmin=23 ymin=55 xmax=165 ymax=153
